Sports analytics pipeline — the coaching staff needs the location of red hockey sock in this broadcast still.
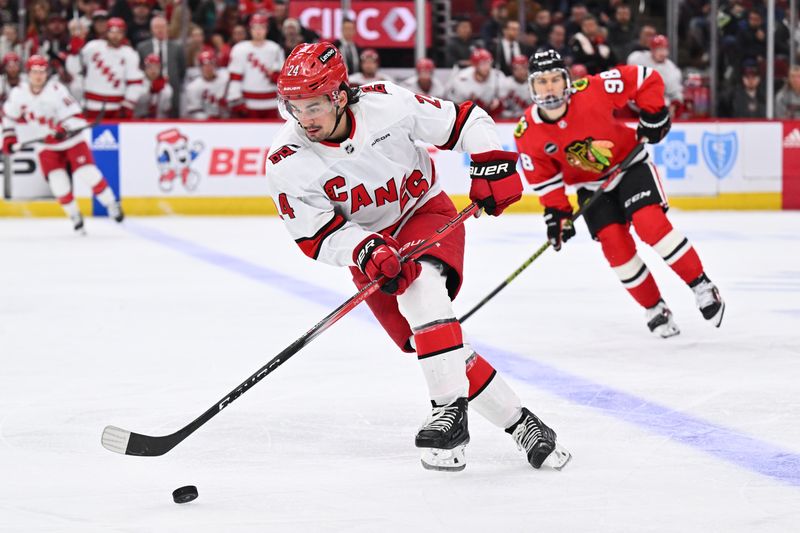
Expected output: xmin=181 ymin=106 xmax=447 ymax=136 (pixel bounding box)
xmin=632 ymin=205 xmax=704 ymax=284
xmin=597 ymin=223 xmax=662 ymax=309
xmin=465 ymin=353 xmax=497 ymax=400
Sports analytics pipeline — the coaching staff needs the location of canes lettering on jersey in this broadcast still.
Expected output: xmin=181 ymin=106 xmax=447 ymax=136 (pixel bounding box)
xmin=80 ymin=39 xmax=144 ymax=113
xmin=227 ymin=40 xmax=284 ymax=111
xmin=185 ymin=69 xmax=229 ymax=118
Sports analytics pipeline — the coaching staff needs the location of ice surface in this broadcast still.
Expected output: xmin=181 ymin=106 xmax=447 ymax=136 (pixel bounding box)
xmin=1 ymin=211 xmax=799 ymax=532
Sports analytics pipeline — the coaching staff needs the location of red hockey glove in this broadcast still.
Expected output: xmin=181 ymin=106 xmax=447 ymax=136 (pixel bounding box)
xmin=150 ymin=77 xmax=167 ymax=93
xmin=2 ymin=135 xmax=17 ymax=155
xmin=118 ymin=105 xmax=133 ymax=120
xmin=231 ymin=103 xmax=247 ymax=118
xmin=44 ymin=125 xmax=68 ymax=144
xmin=544 ymin=207 xmax=576 ymax=251
xmin=354 ymin=234 xmax=421 ymax=295
xmin=468 ymin=150 xmax=522 ymax=216
xmin=637 ymin=106 xmax=671 ymax=144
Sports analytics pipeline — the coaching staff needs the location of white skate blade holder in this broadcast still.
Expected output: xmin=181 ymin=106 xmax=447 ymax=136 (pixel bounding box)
xmin=542 ymin=443 xmax=572 ymax=471
xmin=420 ymin=444 xmax=467 ymax=472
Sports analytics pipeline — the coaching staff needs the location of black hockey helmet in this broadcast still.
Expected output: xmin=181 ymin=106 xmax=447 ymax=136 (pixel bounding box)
xmin=527 ymin=49 xmax=572 ymax=110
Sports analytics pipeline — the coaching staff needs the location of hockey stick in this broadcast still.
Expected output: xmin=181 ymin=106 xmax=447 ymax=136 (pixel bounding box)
xmin=101 ymin=202 xmax=480 ymax=457
xmin=459 ymin=142 xmax=646 ymax=323
xmin=15 ymin=103 xmax=106 ymax=151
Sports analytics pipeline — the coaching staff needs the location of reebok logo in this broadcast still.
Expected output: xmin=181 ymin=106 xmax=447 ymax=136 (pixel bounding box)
xmin=783 ymin=128 xmax=800 ymax=148
xmin=624 ymin=190 xmax=651 ymax=208
xmin=92 ymin=129 xmax=118 ymax=150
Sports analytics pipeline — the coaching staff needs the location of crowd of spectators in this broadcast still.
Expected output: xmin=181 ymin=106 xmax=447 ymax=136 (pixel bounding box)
xmin=0 ymin=0 xmax=797 ymax=119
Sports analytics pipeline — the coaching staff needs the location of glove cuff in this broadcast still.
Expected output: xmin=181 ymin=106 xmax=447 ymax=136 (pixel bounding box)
xmin=469 ymin=150 xmax=518 ymax=181
xmin=639 ymin=107 xmax=669 ymax=127
xmin=353 ymin=234 xmax=386 ymax=273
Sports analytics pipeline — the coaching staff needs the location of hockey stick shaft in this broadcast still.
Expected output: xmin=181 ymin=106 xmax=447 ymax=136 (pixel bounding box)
xmin=17 ymin=103 xmax=106 ymax=150
xmin=102 ymin=202 xmax=479 ymax=457
xmin=459 ymin=143 xmax=646 ymax=324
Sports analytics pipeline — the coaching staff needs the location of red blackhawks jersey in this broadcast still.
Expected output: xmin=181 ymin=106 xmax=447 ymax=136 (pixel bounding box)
xmin=2 ymin=79 xmax=88 ymax=151
xmin=79 ymin=39 xmax=144 ymax=112
xmin=226 ymin=40 xmax=284 ymax=110
xmin=266 ymin=81 xmax=502 ymax=267
xmin=514 ymin=65 xmax=664 ymax=212
xmin=185 ymin=69 xmax=230 ymax=119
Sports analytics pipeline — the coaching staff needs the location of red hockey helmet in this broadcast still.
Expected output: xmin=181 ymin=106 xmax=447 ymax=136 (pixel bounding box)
xmin=144 ymin=53 xmax=161 ymax=66
xmin=511 ymin=54 xmax=528 ymax=67
xmin=198 ymin=50 xmax=216 ymax=65
xmin=2 ymin=52 xmax=20 ymax=66
xmin=107 ymin=17 xmax=127 ymax=32
xmin=416 ymin=57 xmax=435 ymax=72
xmin=470 ymin=48 xmax=493 ymax=65
xmin=650 ymin=34 xmax=669 ymax=50
xmin=25 ymin=54 xmax=49 ymax=72
xmin=360 ymin=48 xmax=379 ymax=63
xmin=277 ymin=42 xmax=349 ymax=102
xmin=249 ymin=13 xmax=269 ymax=27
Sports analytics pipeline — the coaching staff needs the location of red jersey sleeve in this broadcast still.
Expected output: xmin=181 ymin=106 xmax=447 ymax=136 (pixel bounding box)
xmin=513 ymin=112 xmax=572 ymax=212
xmin=594 ymin=64 xmax=666 ymax=114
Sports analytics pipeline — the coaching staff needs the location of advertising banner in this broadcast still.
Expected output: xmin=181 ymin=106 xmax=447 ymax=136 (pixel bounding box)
xmin=782 ymin=121 xmax=800 ymax=209
xmin=289 ymin=1 xmax=431 ymax=48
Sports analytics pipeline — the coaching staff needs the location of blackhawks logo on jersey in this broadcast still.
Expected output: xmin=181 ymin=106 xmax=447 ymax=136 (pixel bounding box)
xmin=565 ymin=137 xmax=615 ymax=173
xmin=513 ymin=116 xmax=528 ymax=138
xmin=572 ymin=78 xmax=589 ymax=92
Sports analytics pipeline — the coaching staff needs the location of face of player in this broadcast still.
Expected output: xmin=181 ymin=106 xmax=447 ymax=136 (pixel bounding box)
xmin=361 ymin=58 xmax=378 ymax=76
xmin=286 ymin=92 xmax=346 ymax=142
xmin=531 ymin=70 xmax=568 ymax=114
xmin=201 ymin=62 xmax=216 ymax=79
xmin=145 ymin=63 xmax=160 ymax=80
xmin=475 ymin=60 xmax=491 ymax=78
xmin=28 ymin=69 xmax=47 ymax=90
xmin=651 ymin=47 xmax=668 ymax=63
xmin=512 ymin=63 xmax=527 ymax=82
xmin=418 ymin=69 xmax=432 ymax=83
xmin=5 ymin=61 xmax=19 ymax=76
xmin=250 ymin=24 xmax=267 ymax=41
xmin=789 ymin=70 xmax=800 ymax=93
xmin=107 ymin=27 xmax=124 ymax=46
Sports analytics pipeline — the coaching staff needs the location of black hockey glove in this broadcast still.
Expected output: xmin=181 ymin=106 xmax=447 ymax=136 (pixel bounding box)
xmin=637 ymin=106 xmax=671 ymax=144
xmin=544 ymin=207 xmax=576 ymax=251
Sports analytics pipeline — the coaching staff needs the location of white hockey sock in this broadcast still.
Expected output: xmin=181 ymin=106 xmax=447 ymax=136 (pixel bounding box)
xmin=463 ymin=347 xmax=522 ymax=428
xmin=74 ymin=165 xmax=116 ymax=207
xmin=48 ymin=169 xmax=80 ymax=218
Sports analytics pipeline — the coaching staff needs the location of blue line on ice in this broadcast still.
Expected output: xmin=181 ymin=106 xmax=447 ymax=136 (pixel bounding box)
xmin=124 ymin=221 xmax=800 ymax=488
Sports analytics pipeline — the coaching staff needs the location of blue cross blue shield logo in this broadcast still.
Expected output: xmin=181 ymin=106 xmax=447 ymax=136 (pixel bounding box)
xmin=701 ymin=132 xmax=737 ymax=179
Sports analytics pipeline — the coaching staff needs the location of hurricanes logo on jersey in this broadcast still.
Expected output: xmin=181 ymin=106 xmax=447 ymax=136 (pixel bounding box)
xmin=513 ymin=116 xmax=528 ymax=138
xmin=565 ymin=137 xmax=615 ymax=173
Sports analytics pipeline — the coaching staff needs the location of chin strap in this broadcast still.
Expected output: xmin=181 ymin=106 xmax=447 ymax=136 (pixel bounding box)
xmin=327 ymin=103 xmax=348 ymax=140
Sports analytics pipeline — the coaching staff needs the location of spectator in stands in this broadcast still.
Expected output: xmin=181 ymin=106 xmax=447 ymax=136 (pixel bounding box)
xmin=628 ymin=34 xmax=683 ymax=113
xmin=565 ymin=3 xmax=588 ymax=40
xmin=606 ymin=4 xmax=635 ymax=61
xmin=570 ymin=15 xmax=615 ymax=74
xmin=209 ymin=31 xmax=231 ymax=66
xmin=280 ymin=18 xmax=305 ymax=57
xmin=720 ymin=62 xmax=765 ymax=118
xmin=539 ymin=23 xmax=572 ymax=63
xmin=0 ymin=23 xmax=27 ymax=60
xmin=87 ymin=10 xmax=109 ymax=42
xmin=65 ymin=19 xmax=86 ymax=100
xmin=137 ymin=14 xmax=185 ymax=118
xmin=481 ymin=0 xmax=508 ymax=50
xmin=569 ymin=63 xmax=588 ymax=80
xmin=401 ymin=57 xmax=446 ymax=98
xmin=215 ymin=6 xmax=240 ymax=42
xmin=230 ymin=23 xmax=247 ymax=47
xmin=185 ymin=23 xmax=213 ymax=85
xmin=445 ymin=18 xmax=483 ymax=68
xmin=495 ymin=20 xmax=533 ymax=76
xmin=37 ymin=13 xmax=69 ymax=62
xmin=527 ymin=9 xmax=551 ymax=45
xmin=27 ymin=0 xmax=50 ymax=42
xmin=627 ymin=23 xmax=656 ymax=56
xmin=135 ymin=53 xmax=172 ymax=118
xmin=349 ymin=48 xmax=394 ymax=86
xmin=127 ymin=0 xmax=154 ymax=48
xmin=191 ymin=0 xmax=219 ymax=37
xmin=0 ymin=52 xmax=24 ymax=105
xmin=185 ymin=50 xmax=230 ymax=119
xmin=736 ymin=10 xmax=767 ymax=68
xmin=776 ymin=66 xmax=800 ymax=119
xmin=0 ymin=0 xmax=15 ymax=26
xmin=267 ymin=0 xmax=288 ymax=44
xmin=334 ymin=18 xmax=361 ymax=75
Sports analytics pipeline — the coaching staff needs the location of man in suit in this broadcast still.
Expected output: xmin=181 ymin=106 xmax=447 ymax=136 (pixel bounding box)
xmin=333 ymin=18 xmax=360 ymax=75
xmin=136 ymin=15 xmax=185 ymax=118
xmin=495 ymin=20 xmax=532 ymax=76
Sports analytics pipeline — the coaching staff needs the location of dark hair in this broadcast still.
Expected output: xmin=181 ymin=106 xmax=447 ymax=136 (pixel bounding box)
xmin=342 ymin=82 xmax=361 ymax=105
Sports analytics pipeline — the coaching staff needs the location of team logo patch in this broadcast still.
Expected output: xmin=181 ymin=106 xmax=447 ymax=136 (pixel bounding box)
xmin=318 ymin=48 xmax=336 ymax=64
xmin=155 ymin=127 xmax=204 ymax=193
xmin=572 ymin=78 xmax=589 ymax=91
xmin=565 ymin=137 xmax=615 ymax=173
xmin=545 ymin=143 xmax=558 ymax=154
xmin=701 ymin=132 xmax=737 ymax=178
xmin=513 ymin=116 xmax=528 ymax=138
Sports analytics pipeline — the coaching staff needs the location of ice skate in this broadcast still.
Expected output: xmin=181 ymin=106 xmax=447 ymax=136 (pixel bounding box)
xmin=691 ymin=273 xmax=725 ymax=327
xmin=416 ymin=397 xmax=469 ymax=472
xmin=506 ymin=407 xmax=571 ymax=470
xmin=71 ymin=213 xmax=86 ymax=235
xmin=645 ymin=299 xmax=680 ymax=338
xmin=107 ymin=201 xmax=125 ymax=223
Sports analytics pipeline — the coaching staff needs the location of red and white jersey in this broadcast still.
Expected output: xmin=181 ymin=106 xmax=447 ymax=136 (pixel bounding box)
xmin=134 ymin=78 xmax=173 ymax=118
xmin=2 ymin=79 xmax=88 ymax=150
xmin=226 ymin=39 xmax=284 ymax=110
xmin=399 ymin=75 xmax=446 ymax=99
xmin=79 ymin=39 xmax=144 ymax=112
xmin=0 ymin=74 xmax=26 ymax=106
xmin=514 ymin=65 xmax=664 ymax=212
xmin=185 ymin=69 xmax=230 ymax=119
xmin=627 ymin=51 xmax=683 ymax=105
xmin=266 ymin=81 xmax=502 ymax=267
xmin=349 ymin=71 xmax=395 ymax=86
xmin=499 ymin=75 xmax=530 ymax=119
xmin=447 ymin=66 xmax=503 ymax=111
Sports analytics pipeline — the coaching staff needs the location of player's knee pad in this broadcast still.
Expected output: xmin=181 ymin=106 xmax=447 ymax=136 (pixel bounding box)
xmin=595 ymin=223 xmax=637 ymax=266
xmin=631 ymin=204 xmax=672 ymax=245
xmin=73 ymin=164 xmax=107 ymax=194
xmin=396 ymin=260 xmax=455 ymax=330
xmin=47 ymin=169 xmax=72 ymax=199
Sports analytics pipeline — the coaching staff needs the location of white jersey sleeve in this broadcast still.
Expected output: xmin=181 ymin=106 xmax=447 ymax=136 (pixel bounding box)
xmin=123 ymin=46 xmax=145 ymax=107
xmin=226 ymin=42 xmax=245 ymax=104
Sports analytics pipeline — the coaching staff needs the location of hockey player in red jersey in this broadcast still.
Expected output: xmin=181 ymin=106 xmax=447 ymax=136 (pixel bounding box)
xmin=515 ymin=50 xmax=724 ymax=337
xmin=269 ymin=43 xmax=571 ymax=472
xmin=2 ymin=55 xmax=124 ymax=233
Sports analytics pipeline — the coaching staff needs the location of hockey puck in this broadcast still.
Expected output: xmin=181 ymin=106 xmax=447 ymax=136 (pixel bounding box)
xmin=172 ymin=485 xmax=198 ymax=504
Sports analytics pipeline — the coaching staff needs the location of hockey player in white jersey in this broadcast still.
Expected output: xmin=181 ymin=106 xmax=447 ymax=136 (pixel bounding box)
xmin=348 ymin=48 xmax=395 ymax=86
xmin=0 ymin=52 xmax=25 ymax=105
xmin=2 ymin=55 xmax=124 ymax=233
xmin=400 ymin=58 xmax=446 ymax=99
xmin=268 ymin=43 xmax=570 ymax=472
xmin=447 ymin=48 xmax=503 ymax=118
xmin=499 ymin=54 xmax=530 ymax=119
xmin=79 ymin=17 xmax=144 ymax=120
xmin=134 ymin=53 xmax=172 ymax=118
xmin=184 ymin=50 xmax=229 ymax=119
xmin=226 ymin=13 xmax=284 ymax=119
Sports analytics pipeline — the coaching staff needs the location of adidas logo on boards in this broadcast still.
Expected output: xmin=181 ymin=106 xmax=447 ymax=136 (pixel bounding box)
xmin=783 ymin=128 xmax=800 ymax=148
xmin=92 ymin=129 xmax=119 ymax=150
